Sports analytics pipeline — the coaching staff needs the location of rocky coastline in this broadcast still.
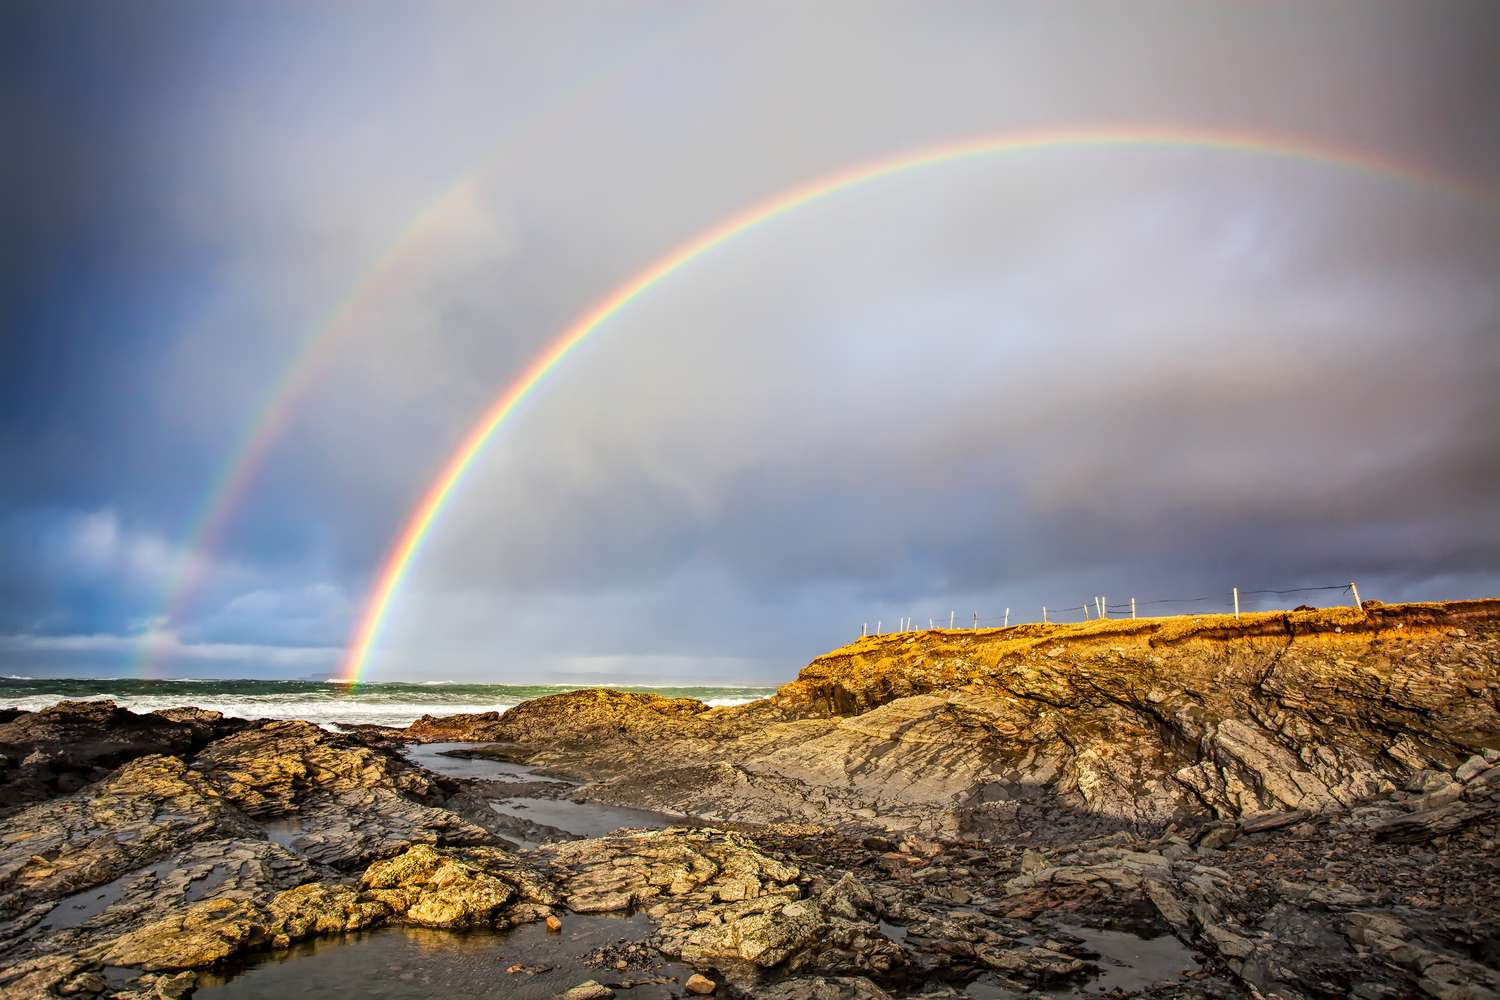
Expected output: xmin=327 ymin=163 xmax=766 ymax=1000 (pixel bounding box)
xmin=2 ymin=599 xmax=1497 ymax=999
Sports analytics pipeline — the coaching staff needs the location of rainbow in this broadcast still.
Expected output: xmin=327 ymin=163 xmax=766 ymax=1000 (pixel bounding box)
xmin=131 ymin=26 xmax=705 ymax=676
xmin=337 ymin=124 xmax=1493 ymax=683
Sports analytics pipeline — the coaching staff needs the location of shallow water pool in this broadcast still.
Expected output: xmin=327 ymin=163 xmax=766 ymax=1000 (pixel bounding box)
xmin=196 ymin=914 xmax=698 ymax=999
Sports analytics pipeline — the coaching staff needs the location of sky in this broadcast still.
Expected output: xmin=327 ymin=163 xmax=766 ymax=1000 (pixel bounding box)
xmin=3 ymin=1 xmax=1498 ymax=683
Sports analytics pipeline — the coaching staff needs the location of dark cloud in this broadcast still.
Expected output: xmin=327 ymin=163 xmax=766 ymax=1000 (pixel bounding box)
xmin=3 ymin=1 xmax=1498 ymax=680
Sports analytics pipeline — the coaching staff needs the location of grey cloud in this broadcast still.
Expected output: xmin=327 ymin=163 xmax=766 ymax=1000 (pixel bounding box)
xmin=5 ymin=1 xmax=1498 ymax=679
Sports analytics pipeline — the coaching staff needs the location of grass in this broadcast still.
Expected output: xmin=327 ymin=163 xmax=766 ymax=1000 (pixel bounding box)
xmin=828 ymin=598 xmax=1498 ymax=660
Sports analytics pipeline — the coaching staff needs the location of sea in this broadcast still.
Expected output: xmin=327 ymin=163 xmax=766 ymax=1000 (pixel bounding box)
xmin=0 ymin=677 xmax=776 ymax=730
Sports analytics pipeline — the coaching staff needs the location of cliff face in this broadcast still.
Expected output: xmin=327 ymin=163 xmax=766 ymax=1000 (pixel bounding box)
xmin=514 ymin=600 xmax=1500 ymax=836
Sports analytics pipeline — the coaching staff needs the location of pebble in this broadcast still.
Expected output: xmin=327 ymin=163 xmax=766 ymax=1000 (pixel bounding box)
xmin=684 ymin=973 xmax=718 ymax=995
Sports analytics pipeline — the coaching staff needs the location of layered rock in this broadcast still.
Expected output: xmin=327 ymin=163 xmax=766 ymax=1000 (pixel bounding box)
xmin=0 ymin=700 xmax=248 ymax=810
xmin=0 ymin=723 xmax=531 ymax=996
xmin=0 ymin=754 xmax=260 ymax=920
xmin=1 ymin=598 xmax=1496 ymax=999
xmin=98 ymin=844 xmax=556 ymax=971
xmin=194 ymin=720 xmax=499 ymax=867
xmin=494 ymin=600 xmax=1499 ymax=838
xmin=544 ymin=829 xmax=903 ymax=981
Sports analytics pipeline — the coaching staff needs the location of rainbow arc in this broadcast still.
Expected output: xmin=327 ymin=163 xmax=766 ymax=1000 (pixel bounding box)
xmin=334 ymin=125 xmax=1494 ymax=683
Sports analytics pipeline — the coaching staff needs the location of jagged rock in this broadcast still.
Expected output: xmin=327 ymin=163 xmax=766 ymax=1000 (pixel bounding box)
xmin=494 ymin=600 xmax=1500 ymax=837
xmin=753 ymin=978 xmax=891 ymax=1000
xmin=195 ymin=720 xmax=499 ymax=867
xmin=101 ymin=896 xmax=276 ymax=970
xmin=488 ymin=689 xmax=716 ymax=747
xmin=0 ymin=754 xmax=260 ymax=916
xmin=404 ymin=711 xmax=510 ymax=743
xmin=98 ymin=844 xmax=550 ymax=971
xmin=544 ymin=829 xmax=900 ymax=976
xmin=361 ymin=844 xmax=518 ymax=927
xmin=0 ymin=700 xmax=247 ymax=809
xmin=547 ymin=828 xmax=800 ymax=914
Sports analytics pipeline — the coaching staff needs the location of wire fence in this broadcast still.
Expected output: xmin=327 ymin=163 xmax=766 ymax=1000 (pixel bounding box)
xmin=860 ymin=582 xmax=1363 ymax=638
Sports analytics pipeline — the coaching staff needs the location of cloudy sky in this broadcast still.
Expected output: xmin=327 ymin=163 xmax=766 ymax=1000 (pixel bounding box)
xmin=4 ymin=2 xmax=1498 ymax=682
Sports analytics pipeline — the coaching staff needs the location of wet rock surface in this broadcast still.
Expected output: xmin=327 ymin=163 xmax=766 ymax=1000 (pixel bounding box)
xmin=0 ymin=599 xmax=1496 ymax=998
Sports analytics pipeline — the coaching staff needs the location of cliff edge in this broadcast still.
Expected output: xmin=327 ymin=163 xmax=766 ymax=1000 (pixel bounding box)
xmin=497 ymin=599 xmax=1500 ymax=836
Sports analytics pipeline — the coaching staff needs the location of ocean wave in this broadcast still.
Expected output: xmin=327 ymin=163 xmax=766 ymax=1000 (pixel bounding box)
xmin=0 ymin=679 xmax=774 ymax=729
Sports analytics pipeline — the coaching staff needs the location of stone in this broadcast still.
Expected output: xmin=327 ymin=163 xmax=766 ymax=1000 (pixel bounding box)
xmin=546 ymin=914 xmax=563 ymax=932
xmin=555 ymin=981 xmax=613 ymax=1000
xmin=753 ymin=979 xmax=892 ymax=1000
xmin=0 ymin=699 xmax=247 ymax=809
xmin=684 ymin=972 xmax=718 ymax=994
xmin=1456 ymin=755 xmax=1490 ymax=782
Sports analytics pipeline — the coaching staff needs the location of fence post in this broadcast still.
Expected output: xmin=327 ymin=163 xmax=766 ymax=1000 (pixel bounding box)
xmin=1003 ymin=607 xmax=1010 ymax=628
xmin=1042 ymin=606 xmax=1048 ymax=624
xmin=1101 ymin=595 xmax=1107 ymax=620
xmin=949 ymin=611 xmax=955 ymax=629
xmin=972 ymin=611 xmax=978 ymax=630
xmin=1130 ymin=597 xmax=1136 ymax=620
xmin=1350 ymin=581 xmax=1362 ymax=610
xmin=1233 ymin=587 xmax=1240 ymax=620
xmin=877 ymin=620 xmax=881 ymax=635
xmin=862 ymin=622 xmax=867 ymax=638
xmin=1082 ymin=602 xmax=1089 ymax=620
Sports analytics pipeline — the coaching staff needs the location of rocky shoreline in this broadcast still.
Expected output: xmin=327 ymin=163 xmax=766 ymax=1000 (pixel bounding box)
xmin=2 ymin=600 xmax=1497 ymax=998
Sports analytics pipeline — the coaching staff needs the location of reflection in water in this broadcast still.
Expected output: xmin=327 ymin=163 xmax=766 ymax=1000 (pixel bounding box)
xmin=1057 ymin=923 xmax=1200 ymax=995
xmin=489 ymin=798 xmax=671 ymax=840
xmin=400 ymin=741 xmax=673 ymax=844
xmin=399 ymin=743 xmax=569 ymax=782
xmin=964 ymin=922 xmax=1201 ymax=998
xmin=198 ymin=915 xmax=697 ymax=999
xmin=37 ymin=860 xmax=176 ymax=931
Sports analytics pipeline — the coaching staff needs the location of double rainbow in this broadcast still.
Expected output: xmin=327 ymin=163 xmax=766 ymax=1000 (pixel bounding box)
xmin=333 ymin=125 xmax=1489 ymax=683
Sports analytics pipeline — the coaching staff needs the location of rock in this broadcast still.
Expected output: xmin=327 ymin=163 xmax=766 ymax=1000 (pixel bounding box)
xmin=2 ymin=597 xmax=1498 ymax=1000
xmin=360 ymin=844 xmax=535 ymax=927
xmin=1241 ymin=809 xmax=1311 ymax=834
xmin=546 ymin=914 xmax=563 ymax=932
xmin=487 ymin=689 xmax=715 ymax=748
xmin=684 ymin=972 xmax=717 ymax=994
xmin=195 ymin=720 xmax=499 ymax=867
xmin=555 ymin=981 xmax=613 ymax=1000
xmin=1457 ymin=755 xmax=1490 ymax=782
xmin=499 ymin=599 xmax=1500 ymax=837
xmin=1196 ymin=823 xmax=1239 ymax=849
xmin=753 ymin=979 xmax=892 ymax=1000
xmin=151 ymin=971 xmax=197 ymax=999
xmin=0 ymin=700 xmax=247 ymax=808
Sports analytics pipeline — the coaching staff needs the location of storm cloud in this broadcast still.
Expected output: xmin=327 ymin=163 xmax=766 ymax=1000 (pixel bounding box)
xmin=4 ymin=1 xmax=1498 ymax=681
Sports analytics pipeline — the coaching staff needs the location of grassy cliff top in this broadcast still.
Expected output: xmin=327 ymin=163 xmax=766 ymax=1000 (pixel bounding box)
xmin=823 ymin=598 xmax=1500 ymax=659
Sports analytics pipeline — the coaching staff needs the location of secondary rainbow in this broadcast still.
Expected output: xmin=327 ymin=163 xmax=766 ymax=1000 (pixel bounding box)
xmin=130 ymin=30 xmax=695 ymax=676
xmin=337 ymin=124 xmax=1493 ymax=683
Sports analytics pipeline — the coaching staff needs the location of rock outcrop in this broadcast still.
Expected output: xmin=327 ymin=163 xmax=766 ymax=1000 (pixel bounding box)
xmin=545 ymin=829 xmax=902 ymax=982
xmin=194 ymin=720 xmax=500 ymax=867
xmin=498 ymin=601 xmax=1500 ymax=838
xmin=0 ymin=723 xmax=534 ymax=997
xmin=1 ymin=598 xmax=1496 ymax=999
xmin=0 ymin=700 xmax=248 ymax=810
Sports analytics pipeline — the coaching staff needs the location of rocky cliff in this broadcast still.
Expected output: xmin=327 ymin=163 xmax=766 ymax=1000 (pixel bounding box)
xmin=501 ymin=600 xmax=1500 ymax=837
